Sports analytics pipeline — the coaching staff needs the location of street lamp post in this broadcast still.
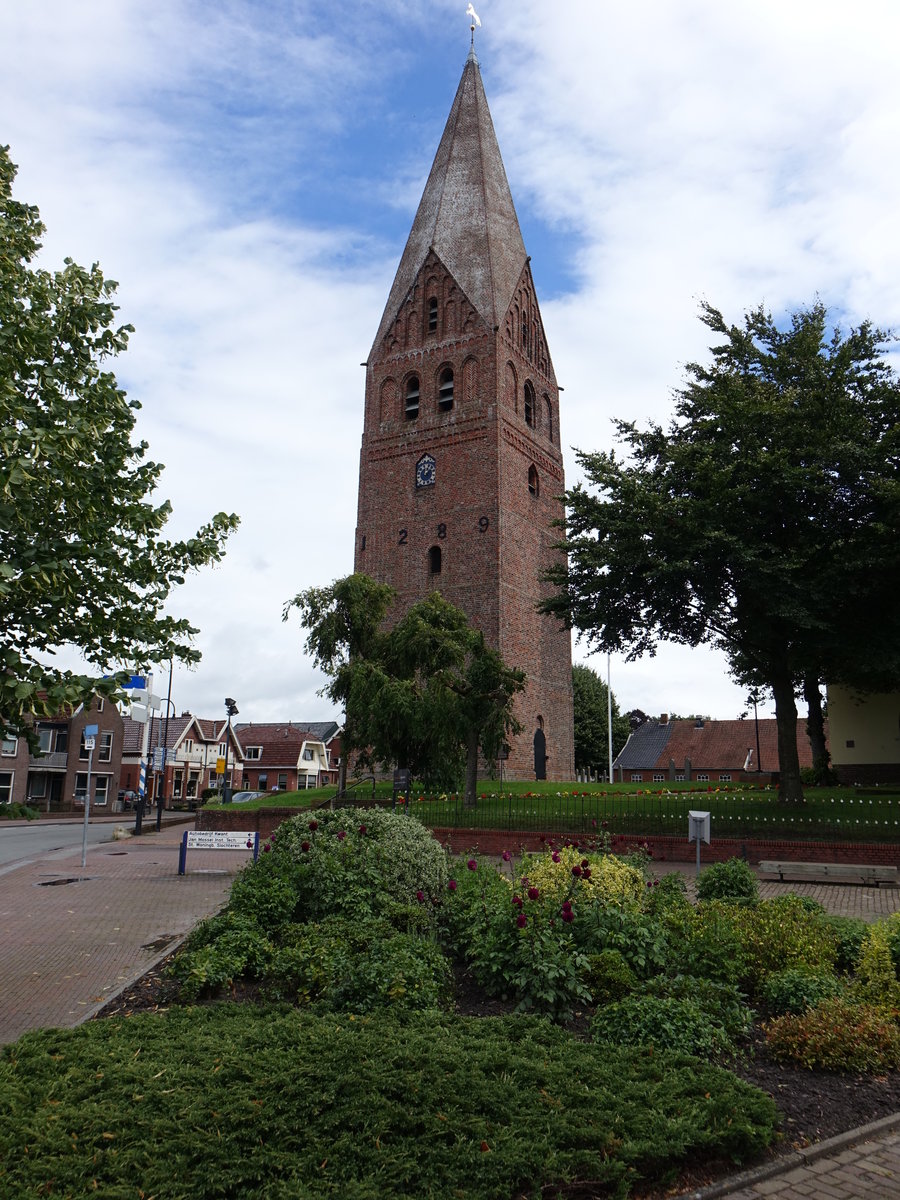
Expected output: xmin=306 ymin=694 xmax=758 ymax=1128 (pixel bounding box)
xmin=223 ymin=697 xmax=239 ymax=803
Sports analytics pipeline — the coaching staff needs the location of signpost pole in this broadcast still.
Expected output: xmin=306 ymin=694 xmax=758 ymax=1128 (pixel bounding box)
xmin=81 ymin=725 xmax=98 ymax=871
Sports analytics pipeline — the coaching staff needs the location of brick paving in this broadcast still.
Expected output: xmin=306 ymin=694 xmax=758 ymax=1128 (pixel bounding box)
xmin=0 ymin=817 xmax=251 ymax=1046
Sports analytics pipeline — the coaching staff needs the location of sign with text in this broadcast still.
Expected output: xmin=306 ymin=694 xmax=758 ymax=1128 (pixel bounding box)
xmin=187 ymin=831 xmax=253 ymax=850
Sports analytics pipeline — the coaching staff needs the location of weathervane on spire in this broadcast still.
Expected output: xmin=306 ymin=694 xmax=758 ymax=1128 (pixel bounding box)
xmin=466 ymin=3 xmax=481 ymax=47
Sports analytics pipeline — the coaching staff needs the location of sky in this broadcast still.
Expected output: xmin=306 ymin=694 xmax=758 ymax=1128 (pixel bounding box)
xmin=3 ymin=0 xmax=900 ymax=729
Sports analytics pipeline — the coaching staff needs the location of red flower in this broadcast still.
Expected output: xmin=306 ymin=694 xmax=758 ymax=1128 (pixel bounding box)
xmin=513 ymin=895 xmax=524 ymax=908
xmin=516 ymin=913 xmax=527 ymax=928
xmin=561 ymin=900 xmax=572 ymax=913
xmin=467 ymin=858 xmax=477 ymax=871
xmin=358 ymin=825 xmax=367 ymax=835
xmin=581 ymin=858 xmax=589 ymax=869
xmin=582 ymin=867 xmax=592 ymax=879
xmin=561 ymin=909 xmax=575 ymax=923
xmin=337 ymin=830 xmax=346 ymax=841
xmin=501 ymin=850 xmax=511 ymax=862
xmin=301 ymin=841 xmax=310 ymax=853
xmin=448 ymin=879 xmax=458 ymax=891
xmin=527 ymin=887 xmax=539 ymax=901
xmin=416 ymin=890 xmax=425 ymax=903
xmin=308 ymin=820 xmax=318 ymax=831
xmin=572 ymin=865 xmax=582 ymax=877
xmin=551 ymin=852 xmax=561 ymax=863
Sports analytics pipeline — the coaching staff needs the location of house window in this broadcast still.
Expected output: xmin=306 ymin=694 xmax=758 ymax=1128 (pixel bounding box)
xmin=428 ymin=297 xmax=437 ymax=332
xmin=302 ymin=749 xmax=314 ymax=761
xmin=438 ymin=367 xmax=454 ymax=412
xmin=278 ymin=773 xmax=288 ymax=790
xmin=0 ymin=772 xmax=12 ymax=804
xmin=188 ymin=773 xmax=200 ymax=797
xmin=675 ymin=774 xmax=685 ymax=782
xmin=845 ymin=740 xmax=855 ymax=748
xmin=1 ymin=737 xmax=16 ymax=756
xmin=652 ymin=773 xmax=665 ymax=782
xmin=245 ymin=746 xmax=262 ymax=760
xmin=38 ymin=728 xmax=53 ymax=754
xmin=524 ymin=381 xmax=535 ymax=427
xmin=630 ymin=773 xmax=643 ymax=782
xmin=96 ymin=698 xmax=104 ymax=712
xmin=184 ymin=739 xmax=193 ymax=754
xmin=173 ymin=770 xmax=183 ymax=798
xmin=719 ymin=774 xmax=732 ymax=782
xmin=75 ymin=774 xmax=109 ymax=806
xmin=99 ymin=731 xmax=113 ymax=762
xmin=30 ymin=773 xmax=47 ymax=798
xmin=428 ymin=545 xmax=442 ymax=574
xmin=528 ymin=465 xmax=539 ymax=497
xmin=405 ymin=377 xmax=420 ymax=420
xmin=697 ymin=773 xmax=710 ymax=782
xmin=258 ymin=773 xmax=268 ymax=790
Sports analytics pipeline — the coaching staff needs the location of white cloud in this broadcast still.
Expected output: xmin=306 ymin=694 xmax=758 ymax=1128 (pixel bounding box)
xmin=3 ymin=0 xmax=897 ymax=727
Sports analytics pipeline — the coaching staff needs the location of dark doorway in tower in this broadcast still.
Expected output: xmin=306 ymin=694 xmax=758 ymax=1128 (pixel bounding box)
xmin=533 ymin=716 xmax=547 ymax=780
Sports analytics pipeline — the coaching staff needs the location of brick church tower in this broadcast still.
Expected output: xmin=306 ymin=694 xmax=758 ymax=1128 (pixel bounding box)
xmin=354 ymin=46 xmax=574 ymax=782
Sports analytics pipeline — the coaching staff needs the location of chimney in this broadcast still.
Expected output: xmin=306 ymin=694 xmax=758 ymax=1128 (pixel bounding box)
xmin=660 ymin=713 xmax=669 ymax=725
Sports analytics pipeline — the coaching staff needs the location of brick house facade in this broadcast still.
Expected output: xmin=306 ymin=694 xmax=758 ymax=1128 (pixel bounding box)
xmin=353 ymin=48 xmax=574 ymax=782
xmin=235 ymin=721 xmax=340 ymax=792
xmin=2 ymin=698 xmax=124 ymax=812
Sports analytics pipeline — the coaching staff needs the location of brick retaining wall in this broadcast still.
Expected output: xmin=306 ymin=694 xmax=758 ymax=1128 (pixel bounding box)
xmin=197 ymin=806 xmax=900 ymax=866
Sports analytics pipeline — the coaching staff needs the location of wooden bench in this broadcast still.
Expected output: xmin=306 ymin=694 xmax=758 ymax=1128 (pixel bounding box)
xmin=758 ymin=860 xmax=898 ymax=888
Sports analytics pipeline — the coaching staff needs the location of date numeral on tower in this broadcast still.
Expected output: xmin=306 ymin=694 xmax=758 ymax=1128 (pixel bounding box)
xmin=478 ymin=516 xmax=489 ymax=532
xmin=398 ymin=529 xmax=408 ymax=545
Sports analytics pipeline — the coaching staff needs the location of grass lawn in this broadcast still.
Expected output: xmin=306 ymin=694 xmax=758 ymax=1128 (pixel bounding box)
xmin=204 ymin=781 xmax=900 ymax=842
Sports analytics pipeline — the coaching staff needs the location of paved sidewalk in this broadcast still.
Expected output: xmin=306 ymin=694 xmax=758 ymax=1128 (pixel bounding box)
xmin=0 ymin=817 xmax=251 ymax=1046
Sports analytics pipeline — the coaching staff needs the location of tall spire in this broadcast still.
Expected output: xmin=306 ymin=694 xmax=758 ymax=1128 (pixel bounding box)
xmin=371 ymin=54 xmax=528 ymax=352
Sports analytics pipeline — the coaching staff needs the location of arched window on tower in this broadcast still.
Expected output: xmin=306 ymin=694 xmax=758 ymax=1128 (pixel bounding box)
xmin=428 ymin=545 xmax=442 ymax=575
xmin=544 ymin=395 xmax=553 ymax=443
xmin=528 ymin=464 xmax=539 ymax=497
xmin=405 ymin=376 xmax=420 ymax=420
xmin=524 ymin=381 xmax=535 ymax=428
xmin=428 ymin=297 xmax=438 ymax=332
xmin=438 ymin=367 xmax=454 ymax=412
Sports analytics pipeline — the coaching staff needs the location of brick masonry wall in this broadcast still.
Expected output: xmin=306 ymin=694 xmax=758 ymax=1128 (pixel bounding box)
xmin=198 ymin=809 xmax=900 ymax=867
xmin=355 ymin=255 xmax=574 ymax=782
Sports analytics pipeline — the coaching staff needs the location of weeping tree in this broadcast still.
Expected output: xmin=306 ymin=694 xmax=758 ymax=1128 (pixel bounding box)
xmin=543 ymin=301 xmax=900 ymax=803
xmin=286 ymin=574 xmax=524 ymax=805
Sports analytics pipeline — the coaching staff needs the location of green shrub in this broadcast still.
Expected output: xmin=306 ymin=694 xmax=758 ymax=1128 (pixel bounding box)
xmin=821 ymin=915 xmax=868 ymax=974
xmin=735 ymin=895 xmax=837 ymax=990
xmin=592 ymin=994 xmax=738 ymax=1058
xmin=662 ymin=900 xmax=747 ymax=986
xmin=583 ymin=950 xmax=638 ymax=1006
xmin=643 ymin=975 xmax=754 ymax=1042
xmin=696 ymin=858 xmax=759 ymax=904
xmin=171 ymin=912 xmax=275 ymax=1000
xmin=766 ymin=998 xmax=900 ymax=1071
xmin=643 ymin=871 xmax=689 ymax=915
xmin=267 ymin=917 xmax=451 ymax=1012
xmin=0 ymin=1007 xmax=777 ymax=1199
xmin=0 ymin=803 xmax=40 ymax=820
xmin=851 ymin=921 xmax=900 ymax=1007
xmin=576 ymin=905 xmax=669 ymax=978
xmin=760 ymin=968 xmax=843 ymax=1016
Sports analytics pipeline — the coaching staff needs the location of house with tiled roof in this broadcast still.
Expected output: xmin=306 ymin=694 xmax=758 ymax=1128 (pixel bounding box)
xmin=234 ymin=722 xmax=339 ymax=791
xmin=121 ymin=712 xmax=243 ymax=805
xmin=613 ymin=714 xmax=816 ymax=785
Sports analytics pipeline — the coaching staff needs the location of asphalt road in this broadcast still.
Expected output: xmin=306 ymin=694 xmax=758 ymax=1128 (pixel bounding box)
xmin=0 ymin=820 xmax=128 ymax=874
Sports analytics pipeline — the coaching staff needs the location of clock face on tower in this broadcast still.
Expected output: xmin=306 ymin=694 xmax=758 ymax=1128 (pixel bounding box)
xmin=415 ymin=454 xmax=436 ymax=488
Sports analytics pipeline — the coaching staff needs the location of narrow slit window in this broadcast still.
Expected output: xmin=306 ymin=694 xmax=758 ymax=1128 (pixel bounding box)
xmin=428 ymin=297 xmax=438 ymax=332
xmin=528 ymin=465 xmax=539 ymax=497
xmin=428 ymin=545 xmax=442 ymax=574
xmin=545 ymin=396 xmax=553 ymax=442
xmin=524 ymin=381 xmax=535 ymax=428
xmin=405 ymin=377 xmax=420 ymax=420
xmin=438 ymin=367 xmax=454 ymax=412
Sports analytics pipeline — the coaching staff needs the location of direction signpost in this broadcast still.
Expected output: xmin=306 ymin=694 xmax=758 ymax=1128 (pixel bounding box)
xmin=81 ymin=724 xmax=98 ymax=870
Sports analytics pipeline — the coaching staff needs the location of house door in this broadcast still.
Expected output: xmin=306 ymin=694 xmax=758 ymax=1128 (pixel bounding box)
xmin=533 ymin=728 xmax=547 ymax=780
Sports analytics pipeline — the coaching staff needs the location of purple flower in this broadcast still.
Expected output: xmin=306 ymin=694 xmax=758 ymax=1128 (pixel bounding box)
xmin=358 ymin=825 xmax=367 ymax=835
xmin=337 ymin=830 xmax=346 ymax=841
xmin=582 ymin=867 xmax=592 ymax=880
xmin=561 ymin=900 xmax=572 ymax=914
xmin=416 ymin=890 xmax=425 ymax=904
xmin=467 ymin=858 xmax=477 ymax=871
xmin=301 ymin=841 xmax=310 ymax=853
xmin=501 ymin=850 xmax=511 ymax=862
xmin=581 ymin=858 xmax=590 ymax=869
xmin=551 ymin=852 xmax=561 ymax=863
xmin=527 ymin=887 xmax=539 ymax=901
xmin=262 ymin=843 xmax=271 ymax=854
xmin=561 ymin=909 xmax=575 ymax=923
xmin=572 ymin=865 xmax=582 ymax=878
xmin=448 ymin=879 xmax=458 ymax=892
xmin=516 ymin=913 xmax=527 ymax=928
xmin=308 ymin=820 xmax=318 ymax=831
xmin=513 ymin=895 xmax=524 ymax=909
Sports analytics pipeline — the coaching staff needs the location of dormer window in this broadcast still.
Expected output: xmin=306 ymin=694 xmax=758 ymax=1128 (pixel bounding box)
xmin=428 ymin=297 xmax=438 ymax=332
xmin=405 ymin=377 xmax=420 ymax=420
xmin=438 ymin=367 xmax=454 ymax=412
xmin=245 ymin=746 xmax=262 ymax=760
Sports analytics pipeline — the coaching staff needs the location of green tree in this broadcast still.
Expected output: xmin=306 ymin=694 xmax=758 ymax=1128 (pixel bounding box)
xmin=286 ymin=574 xmax=525 ymax=804
xmin=572 ymin=663 xmax=629 ymax=774
xmin=544 ymin=301 xmax=900 ymax=803
xmin=0 ymin=147 xmax=238 ymax=740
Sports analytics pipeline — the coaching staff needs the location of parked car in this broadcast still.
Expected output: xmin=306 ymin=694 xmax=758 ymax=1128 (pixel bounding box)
xmin=231 ymin=790 xmax=265 ymax=804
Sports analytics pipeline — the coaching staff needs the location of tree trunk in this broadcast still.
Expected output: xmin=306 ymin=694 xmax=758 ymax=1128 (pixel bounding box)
xmin=803 ymin=674 xmax=829 ymax=782
xmin=771 ymin=675 xmax=804 ymax=803
xmin=464 ymin=728 xmax=479 ymax=808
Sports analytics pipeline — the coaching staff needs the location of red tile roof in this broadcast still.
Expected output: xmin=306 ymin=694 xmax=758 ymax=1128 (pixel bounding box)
xmin=616 ymin=718 xmax=818 ymax=774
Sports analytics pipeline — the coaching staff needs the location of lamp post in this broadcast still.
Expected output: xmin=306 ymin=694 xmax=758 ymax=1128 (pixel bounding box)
xmin=223 ymin=697 xmax=239 ymax=803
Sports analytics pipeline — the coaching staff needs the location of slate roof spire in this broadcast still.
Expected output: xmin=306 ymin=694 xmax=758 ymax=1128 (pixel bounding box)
xmin=371 ymin=51 xmax=528 ymax=351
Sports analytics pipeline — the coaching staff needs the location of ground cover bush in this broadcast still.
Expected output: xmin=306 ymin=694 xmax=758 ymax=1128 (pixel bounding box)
xmin=759 ymin=968 xmax=844 ymax=1016
xmin=765 ymin=997 xmax=900 ymax=1072
xmin=592 ymin=994 xmax=739 ymax=1058
xmin=0 ymin=1005 xmax=777 ymax=1200
xmin=0 ymin=803 xmax=39 ymax=820
xmin=696 ymin=857 xmax=759 ymax=903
